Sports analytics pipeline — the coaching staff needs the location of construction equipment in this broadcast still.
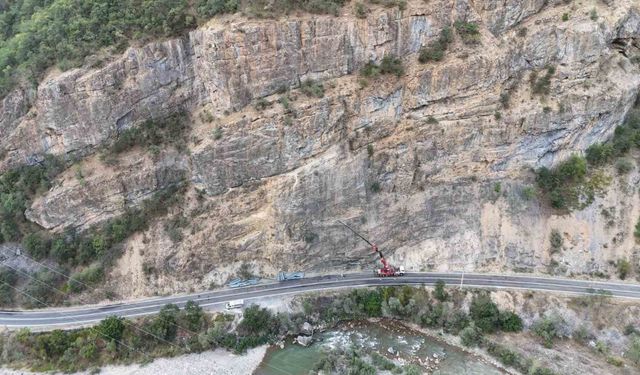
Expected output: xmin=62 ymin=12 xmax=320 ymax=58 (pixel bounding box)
xmin=337 ymin=220 xmax=405 ymax=277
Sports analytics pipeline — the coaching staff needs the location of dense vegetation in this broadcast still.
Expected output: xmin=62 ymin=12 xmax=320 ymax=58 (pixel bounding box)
xmin=536 ymin=103 xmax=639 ymax=210
xmin=6 ymin=285 xmax=637 ymax=373
xmin=8 ymin=183 xmax=185 ymax=308
xmin=107 ymin=112 xmax=190 ymax=156
xmin=0 ymin=0 xmax=354 ymax=98
xmin=0 ymin=109 xmax=192 ymax=307
xmin=0 ymin=285 xmax=554 ymax=374
xmin=0 ymin=154 xmax=65 ymax=243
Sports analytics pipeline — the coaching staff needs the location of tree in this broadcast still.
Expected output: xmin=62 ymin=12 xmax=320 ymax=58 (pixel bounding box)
xmin=35 ymin=330 xmax=71 ymax=359
xmin=50 ymin=236 xmax=76 ymax=264
xmin=182 ymin=300 xmax=205 ymax=331
xmin=434 ymin=280 xmax=448 ymax=302
xmin=469 ymin=294 xmax=500 ymax=333
xmin=0 ymin=267 xmax=17 ymax=305
xmin=22 ymin=232 xmax=49 ymax=259
xmin=97 ymin=316 xmax=126 ymax=344
xmin=149 ymin=304 xmax=180 ymax=341
xmin=237 ymin=305 xmax=277 ymax=338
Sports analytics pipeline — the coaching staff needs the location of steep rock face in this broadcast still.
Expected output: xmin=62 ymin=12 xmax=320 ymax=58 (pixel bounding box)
xmin=1 ymin=38 xmax=196 ymax=166
xmin=2 ymin=1 xmax=640 ymax=297
xmin=26 ymin=151 xmax=188 ymax=232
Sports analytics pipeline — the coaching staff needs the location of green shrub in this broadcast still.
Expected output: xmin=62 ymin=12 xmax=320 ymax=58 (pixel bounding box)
xmin=35 ymin=329 xmax=72 ymax=359
xmin=361 ymin=55 xmax=404 ymax=78
xmin=97 ymin=316 xmax=126 ymax=343
xmin=22 ymin=232 xmax=50 ymax=260
xmin=617 ymin=259 xmax=631 ymax=280
xmin=454 ymin=21 xmax=480 ymax=44
xmin=254 ymin=98 xmax=270 ymax=111
xmin=418 ymin=27 xmax=452 ymax=63
xmin=549 ymin=229 xmax=563 ymax=253
xmin=237 ymin=305 xmax=279 ymax=339
xmin=615 ymin=158 xmax=634 ymax=174
xmin=460 ymin=323 xmax=483 ymax=347
xmin=300 ymin=79 xmax=325 ymax=98
xmin=535 ymin=154 xmax=591 ymax=210
xmin=500 ymin=92 xmax=510 ymax=108
xmin=585 ymin=143 xmax=614 ymax=166
xmin=379 ymin=55 xmax=404 ymax=77
xmin=444 ymin=311 xmax=470 ymax=334
xmin=521 ymin=186 xmax=536 ymax=200
xmin=420 ymin=303 xmax=446 ymax=328
xmin=371 ymin=351 xmax=396 ymax=370
xmin=499 ymin=311 xmax=523 ymax=332
xmin=562 ymin=13 xmax=569 ymax=21
xmin=354 ymin=2 xmax=368 ymax=18
xmin=50 ymin=236 xmax=76 ymax=264
xmin=626 ymin=335 xmax=640 ymax=366
xmin=434 ymin=279 xmax=448 ymax=302
xmin=181 ymin=300 xmax=205 ymax=331
xmin=532 ymin=315 xmax=565 ymax=348
xmin=370 ymin=181 xmax=381 ymax=193
xmin=196 ymin=0 xmax=239 ymax=18
xmin=110 ymin=113 xmax=189 ymax=155
xmin=67 ymin=264 xmax=104 ymax=293
xmin=21 ymin=271 xmax=62 ymax=308
xmin=530 ymin=66 xmax=555 ymax=96
xmin=148 ymin=304 xmax=180 ymax=341
xmin=360 ymin=61 xmax=381 ymax=78
xmin=0 ymin=267 xmax=18 ymax=305
xmin=426 ymin=116 xmax=439 ymax=124
xmin=367 ymin=144 xmax=374 ymax=157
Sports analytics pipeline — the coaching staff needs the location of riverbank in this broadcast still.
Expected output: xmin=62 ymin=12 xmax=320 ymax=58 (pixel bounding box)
xmin=1 ymin=346 xmax=267 ymax=375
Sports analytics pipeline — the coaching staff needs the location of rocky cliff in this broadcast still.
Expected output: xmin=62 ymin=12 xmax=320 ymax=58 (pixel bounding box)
xmin=2 ymin=0 xmax=639 ymax=297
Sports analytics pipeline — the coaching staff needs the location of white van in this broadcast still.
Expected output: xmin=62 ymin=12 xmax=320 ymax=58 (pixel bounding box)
xmin=225 ymin=299 xmax=244 ymax=310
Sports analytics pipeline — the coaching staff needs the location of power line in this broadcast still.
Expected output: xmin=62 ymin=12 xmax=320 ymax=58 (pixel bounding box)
xmin=15 ymin=251 xmax=201 ymax=337
xmin=3 ymin=256 xmax=196 ymax=349
xmin=0 ymin=276 xmax=150 ymax=366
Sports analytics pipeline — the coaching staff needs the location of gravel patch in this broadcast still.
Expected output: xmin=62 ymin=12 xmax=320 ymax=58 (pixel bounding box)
xmin=0 ymin=346 xmax=268 ymax=375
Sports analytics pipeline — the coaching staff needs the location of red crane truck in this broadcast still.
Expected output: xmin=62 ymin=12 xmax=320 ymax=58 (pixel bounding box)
xmin=338 ymin=220 xmax=405 ymax=277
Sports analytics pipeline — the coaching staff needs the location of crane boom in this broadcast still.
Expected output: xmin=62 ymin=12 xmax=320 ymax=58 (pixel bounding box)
xmin=337 ymin=220 xmax=375 ymax=247
xmin=337 ymin=220 xmax=404 ymax=277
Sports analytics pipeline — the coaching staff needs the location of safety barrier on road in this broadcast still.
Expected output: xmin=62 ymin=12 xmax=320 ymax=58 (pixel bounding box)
xmin=227 ymin=278 xmax=260 ymax=288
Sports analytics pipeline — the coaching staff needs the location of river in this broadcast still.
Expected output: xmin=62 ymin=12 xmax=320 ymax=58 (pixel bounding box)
xmin=254 ymin=320 xmax=504 ymax=375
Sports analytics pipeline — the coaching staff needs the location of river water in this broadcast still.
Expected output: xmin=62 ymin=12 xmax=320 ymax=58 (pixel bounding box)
xmin=254 ymin=320 xmax=504 ymax=375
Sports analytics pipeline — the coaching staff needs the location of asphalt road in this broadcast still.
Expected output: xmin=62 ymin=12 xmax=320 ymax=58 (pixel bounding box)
xmin=2 ymin=272 xmax=640 ymax=329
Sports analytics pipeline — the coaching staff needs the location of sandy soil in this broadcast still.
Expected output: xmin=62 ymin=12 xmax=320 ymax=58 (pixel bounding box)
xmin=0 ymin=346 xmax=268 ymax=375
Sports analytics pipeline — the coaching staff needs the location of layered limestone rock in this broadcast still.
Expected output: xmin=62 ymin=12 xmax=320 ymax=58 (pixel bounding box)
xmin=1 ymin=0 xmax=639 ymax=296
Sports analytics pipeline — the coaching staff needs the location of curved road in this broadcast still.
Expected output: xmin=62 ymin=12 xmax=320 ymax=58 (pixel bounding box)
xmin=2 ymin=272 xmax=640 ymax=329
